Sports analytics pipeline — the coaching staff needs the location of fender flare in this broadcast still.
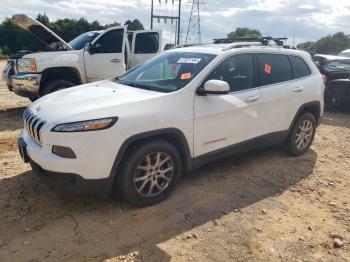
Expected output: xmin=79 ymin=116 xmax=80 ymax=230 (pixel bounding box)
xmin=108 ymin=128 xmax=192 ymax=182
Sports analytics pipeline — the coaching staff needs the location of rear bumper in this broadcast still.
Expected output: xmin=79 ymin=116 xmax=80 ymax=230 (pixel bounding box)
xmin=30 ymin=159 xmax=113 ymax=195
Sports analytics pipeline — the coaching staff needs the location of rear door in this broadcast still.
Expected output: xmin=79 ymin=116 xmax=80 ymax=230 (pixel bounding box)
xmin=129 ymin=30 xmax=162 ymax=68
xmin=84 ymin=26 xmax=127 ymax=82
xmin=256 ymin=53 xmax=297 ymax=136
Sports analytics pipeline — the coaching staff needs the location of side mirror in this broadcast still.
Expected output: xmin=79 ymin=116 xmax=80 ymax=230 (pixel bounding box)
xmin=85 ymin=43 xmax=95 ymax=55
xmin=198 ymin=79 xmax=230 ymax=95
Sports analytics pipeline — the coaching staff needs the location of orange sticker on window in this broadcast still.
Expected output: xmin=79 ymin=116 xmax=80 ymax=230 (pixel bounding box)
xmin=264 ymin=64 xmax=272 ymax=74
xmin=181 ymin=72 xmax=192 ymax=80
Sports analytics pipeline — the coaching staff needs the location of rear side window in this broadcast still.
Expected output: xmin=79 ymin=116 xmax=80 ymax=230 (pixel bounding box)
xmin=290 ymin=56 xmax=311 ymax=79
xmin=135 ymin=32 xmax=159 ymax=54
xmin=257 ymin=54 xmax=292 ymax=86
xmin=94 ymin=29 xmax=124 ymax=53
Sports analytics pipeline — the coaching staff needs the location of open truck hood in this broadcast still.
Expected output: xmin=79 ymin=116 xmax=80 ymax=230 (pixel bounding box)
xmin=12 ymin=14 xmax=72 ymax=50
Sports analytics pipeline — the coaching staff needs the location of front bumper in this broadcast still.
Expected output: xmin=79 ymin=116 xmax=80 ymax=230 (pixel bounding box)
xmin=19 ymin=125 xmax=125 ymax=195
xmin=18 ymin=136 xmax=113 ymax=195
xmin=29 ymin=159 xmax=113 ymax=195
xmin=1 ymin=59 xmax=15 ymax=90
xmin=12 ymin=73 xmax=41 ymax=99
xmin=1 ymin=59 xmax=40 ymax=99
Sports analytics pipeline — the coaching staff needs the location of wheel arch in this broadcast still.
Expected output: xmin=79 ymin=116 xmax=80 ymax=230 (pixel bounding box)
xmin=109 ymin=128 xmax=192 ymax=190
xmin=39 ymin=67 xmax=82 ymax=95
xmin=288 ymin=101 xmax=321 ymax=132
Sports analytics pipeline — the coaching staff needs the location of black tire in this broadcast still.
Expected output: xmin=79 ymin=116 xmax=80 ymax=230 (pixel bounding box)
xmin=41 ymin=79 xmax=75 ymax=96
xmin=285 ymin=112 xmax=316 ymax=156
xmin=116 ymin=140 xmax=182 ymax=207
xmin=29 ymin=97 xmax=37 ymax=102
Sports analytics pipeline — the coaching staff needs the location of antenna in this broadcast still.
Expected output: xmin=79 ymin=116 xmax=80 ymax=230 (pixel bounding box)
xmin=185 ymin=0 xmax=204 ymax=44
xmin=151 ymin=0 xmax=182 ymax=45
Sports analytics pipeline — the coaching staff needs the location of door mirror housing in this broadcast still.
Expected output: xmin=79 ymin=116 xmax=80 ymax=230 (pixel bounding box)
xmin=198 ymin=80 xmax=230 ymax=95
xmin=85 ymin=43 xmax=95 ymax=55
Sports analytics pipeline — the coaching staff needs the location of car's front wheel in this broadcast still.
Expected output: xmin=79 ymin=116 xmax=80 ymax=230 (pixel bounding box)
xmin=285 ymin=112 xmax=316 ymax=156
xmin=117 ymin=140 xmax=182 ymax=207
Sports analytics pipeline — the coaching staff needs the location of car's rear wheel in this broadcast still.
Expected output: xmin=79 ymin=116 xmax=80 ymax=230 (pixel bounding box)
xmin=285 ymin=112 xmax=316 ymax=156
xmin=116 ymin=140 xmax=182 ymax=207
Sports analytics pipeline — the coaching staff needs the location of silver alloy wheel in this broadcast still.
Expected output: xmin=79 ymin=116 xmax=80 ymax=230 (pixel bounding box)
xmin=295 ymin=119 xmax=314 ymax=150
xmin=133 ymin=152 xmax=175 ymax=198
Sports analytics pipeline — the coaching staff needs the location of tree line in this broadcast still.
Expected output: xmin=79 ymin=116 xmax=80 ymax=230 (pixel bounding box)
xmin=0 ymin=13 xmax=144 ymax=55
xmin=1 ymin=16 xmax=349 ymax=57
xmin=227 ymin=28 xmax=350 ymax=55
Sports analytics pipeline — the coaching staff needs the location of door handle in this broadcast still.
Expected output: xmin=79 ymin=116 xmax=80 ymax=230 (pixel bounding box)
xmin=110 ymin=58 xmax=121 ymax=63
xmin=293 ymin=86 xmax=304 ymax=93
xmin=244 ymin=96 xmax=259 ymax=102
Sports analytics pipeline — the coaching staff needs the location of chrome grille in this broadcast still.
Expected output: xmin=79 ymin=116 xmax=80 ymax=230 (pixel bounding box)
xmin=23 ymin=108 xmax=45 ymax=144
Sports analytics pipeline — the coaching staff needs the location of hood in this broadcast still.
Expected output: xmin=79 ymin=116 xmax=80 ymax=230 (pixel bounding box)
xmin=314 ymin=54 xmax=350 ymax=61
xmin=30 ymin=80 xmax=165 ymax=123
xmin=12 ymin=14 xmax=72 ymax=50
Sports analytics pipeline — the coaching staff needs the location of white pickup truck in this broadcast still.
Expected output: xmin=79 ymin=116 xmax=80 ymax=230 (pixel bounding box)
xmin=2 ymin=15 xmax=162 ymax=101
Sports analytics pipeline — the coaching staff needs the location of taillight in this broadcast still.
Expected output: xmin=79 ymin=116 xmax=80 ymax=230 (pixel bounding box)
xmin=322 ymin=75 xmax=327 ymax=83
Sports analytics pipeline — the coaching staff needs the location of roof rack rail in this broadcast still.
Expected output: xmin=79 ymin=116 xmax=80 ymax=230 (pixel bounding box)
xmin=213 ymin=36 xmax=288 ymax=47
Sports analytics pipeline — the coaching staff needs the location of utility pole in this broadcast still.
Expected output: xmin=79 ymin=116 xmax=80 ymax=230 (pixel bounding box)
xmin=151 ymin=0 xmax=182 ymax=45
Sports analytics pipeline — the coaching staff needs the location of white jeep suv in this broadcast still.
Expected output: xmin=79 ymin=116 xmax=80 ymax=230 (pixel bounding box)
xmin=18 ymin=44 xmax=324 ymax=206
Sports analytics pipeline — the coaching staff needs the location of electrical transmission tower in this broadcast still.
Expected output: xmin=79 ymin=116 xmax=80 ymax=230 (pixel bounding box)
xmin=185 ymin=0 xmax=203 ymax=44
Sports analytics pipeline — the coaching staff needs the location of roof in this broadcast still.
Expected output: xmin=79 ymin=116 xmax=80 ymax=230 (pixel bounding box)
xmin=167 ymin=44 xmax=307 ymax=57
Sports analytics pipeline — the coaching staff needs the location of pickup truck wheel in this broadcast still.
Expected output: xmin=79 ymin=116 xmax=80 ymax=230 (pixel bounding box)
xmin=285 ymin=112 xmax=316 ymax=156
xmin=117 ymin=140 xmax=182 ymax=207
xmin=41 ymin=79 xmax=75 ymax=96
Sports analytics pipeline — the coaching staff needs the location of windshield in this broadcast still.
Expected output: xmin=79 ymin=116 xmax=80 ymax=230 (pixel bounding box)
xmin=338 ymin=51 xmax=350 ymax=58
xmin=69 ymin=32 xmax=100 ymax=50
xmin=117 ymin=52 xmax=216 ymax=92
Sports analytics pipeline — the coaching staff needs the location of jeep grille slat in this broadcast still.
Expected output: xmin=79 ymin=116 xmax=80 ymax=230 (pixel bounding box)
xmin=23 ymin=109 xmax=45 ymax=145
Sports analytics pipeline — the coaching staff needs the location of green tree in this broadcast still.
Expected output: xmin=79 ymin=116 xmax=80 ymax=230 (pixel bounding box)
xmin=227 ymin=27 xmax=262 ymax=39
xmin=297 ymin=41 xmax=317 ymax=53
xmin=36 ymin=13 xmax=50 ymax=26
xmin=298 ymin=32 xmax=350 ymax=55
xmin=124 ymin=19 xmax=144 ymax=30
xmin=103 ymin=22 xmax=121 ymax=29
xmin=0 ymin=14 xmax=121 ymax=54
xmin=0 ymin=18 xmax=45 ymax=55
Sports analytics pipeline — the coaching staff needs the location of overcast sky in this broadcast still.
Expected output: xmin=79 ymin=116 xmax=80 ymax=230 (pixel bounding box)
xmin=0 ymin=0 xmax=349 ymax=45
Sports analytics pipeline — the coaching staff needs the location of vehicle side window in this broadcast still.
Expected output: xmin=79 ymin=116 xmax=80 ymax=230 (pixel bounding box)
xmin=290 ymin=56 xmax=311 ymax=79
xmin=257 ymin=54 xmax=292 ymax=86
xmin=206 ymin=54 xmax=255 ymax=92
xmin=135 ymin=32 xmax=159 ymax=54
xmin=94 ymin=29 xmax=124 ymax=53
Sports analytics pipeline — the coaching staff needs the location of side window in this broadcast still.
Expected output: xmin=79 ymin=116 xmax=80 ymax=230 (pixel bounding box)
xmin=94 ymin=29 xmax=124 ymax=53
xmin=290 ymin=56 xmax=311 ymax=79
xmin=135 ymin=32 xmax=159 ymax=54
xmin=206 ymin=54 xmax=255 ymax=92
xmin=257 ymin=54 xmax=292 ymax=86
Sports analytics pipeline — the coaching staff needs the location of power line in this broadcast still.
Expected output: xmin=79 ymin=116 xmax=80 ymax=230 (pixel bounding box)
xmin=151 ymin=0 xmax=182 ymax=45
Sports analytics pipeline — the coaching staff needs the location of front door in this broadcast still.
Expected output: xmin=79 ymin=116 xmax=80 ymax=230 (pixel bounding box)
xmin=194 ymin=53 xmax=262 ymax=157
xmin=84 ymin=26 xmax=127 ymax=82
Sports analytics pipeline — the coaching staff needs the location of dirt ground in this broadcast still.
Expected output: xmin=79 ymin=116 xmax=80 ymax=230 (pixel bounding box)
xmin=0 ymin=60 xmax=349 ymax=262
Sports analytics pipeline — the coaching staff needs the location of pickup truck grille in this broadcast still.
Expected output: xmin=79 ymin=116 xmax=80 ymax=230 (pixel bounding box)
xmin=23 ymin=108 xmax=45 ymax=144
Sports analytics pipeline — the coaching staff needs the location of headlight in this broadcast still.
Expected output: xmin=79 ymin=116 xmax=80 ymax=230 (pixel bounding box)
xmin=17 ymin=58 xmax=37 ymax=73
xmin=51 ymin=117 xmax=118 ymax=132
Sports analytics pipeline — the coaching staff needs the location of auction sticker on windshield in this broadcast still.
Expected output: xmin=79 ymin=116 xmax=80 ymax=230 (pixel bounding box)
xmin=177 ymin=58 xmax=202 ymax=64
